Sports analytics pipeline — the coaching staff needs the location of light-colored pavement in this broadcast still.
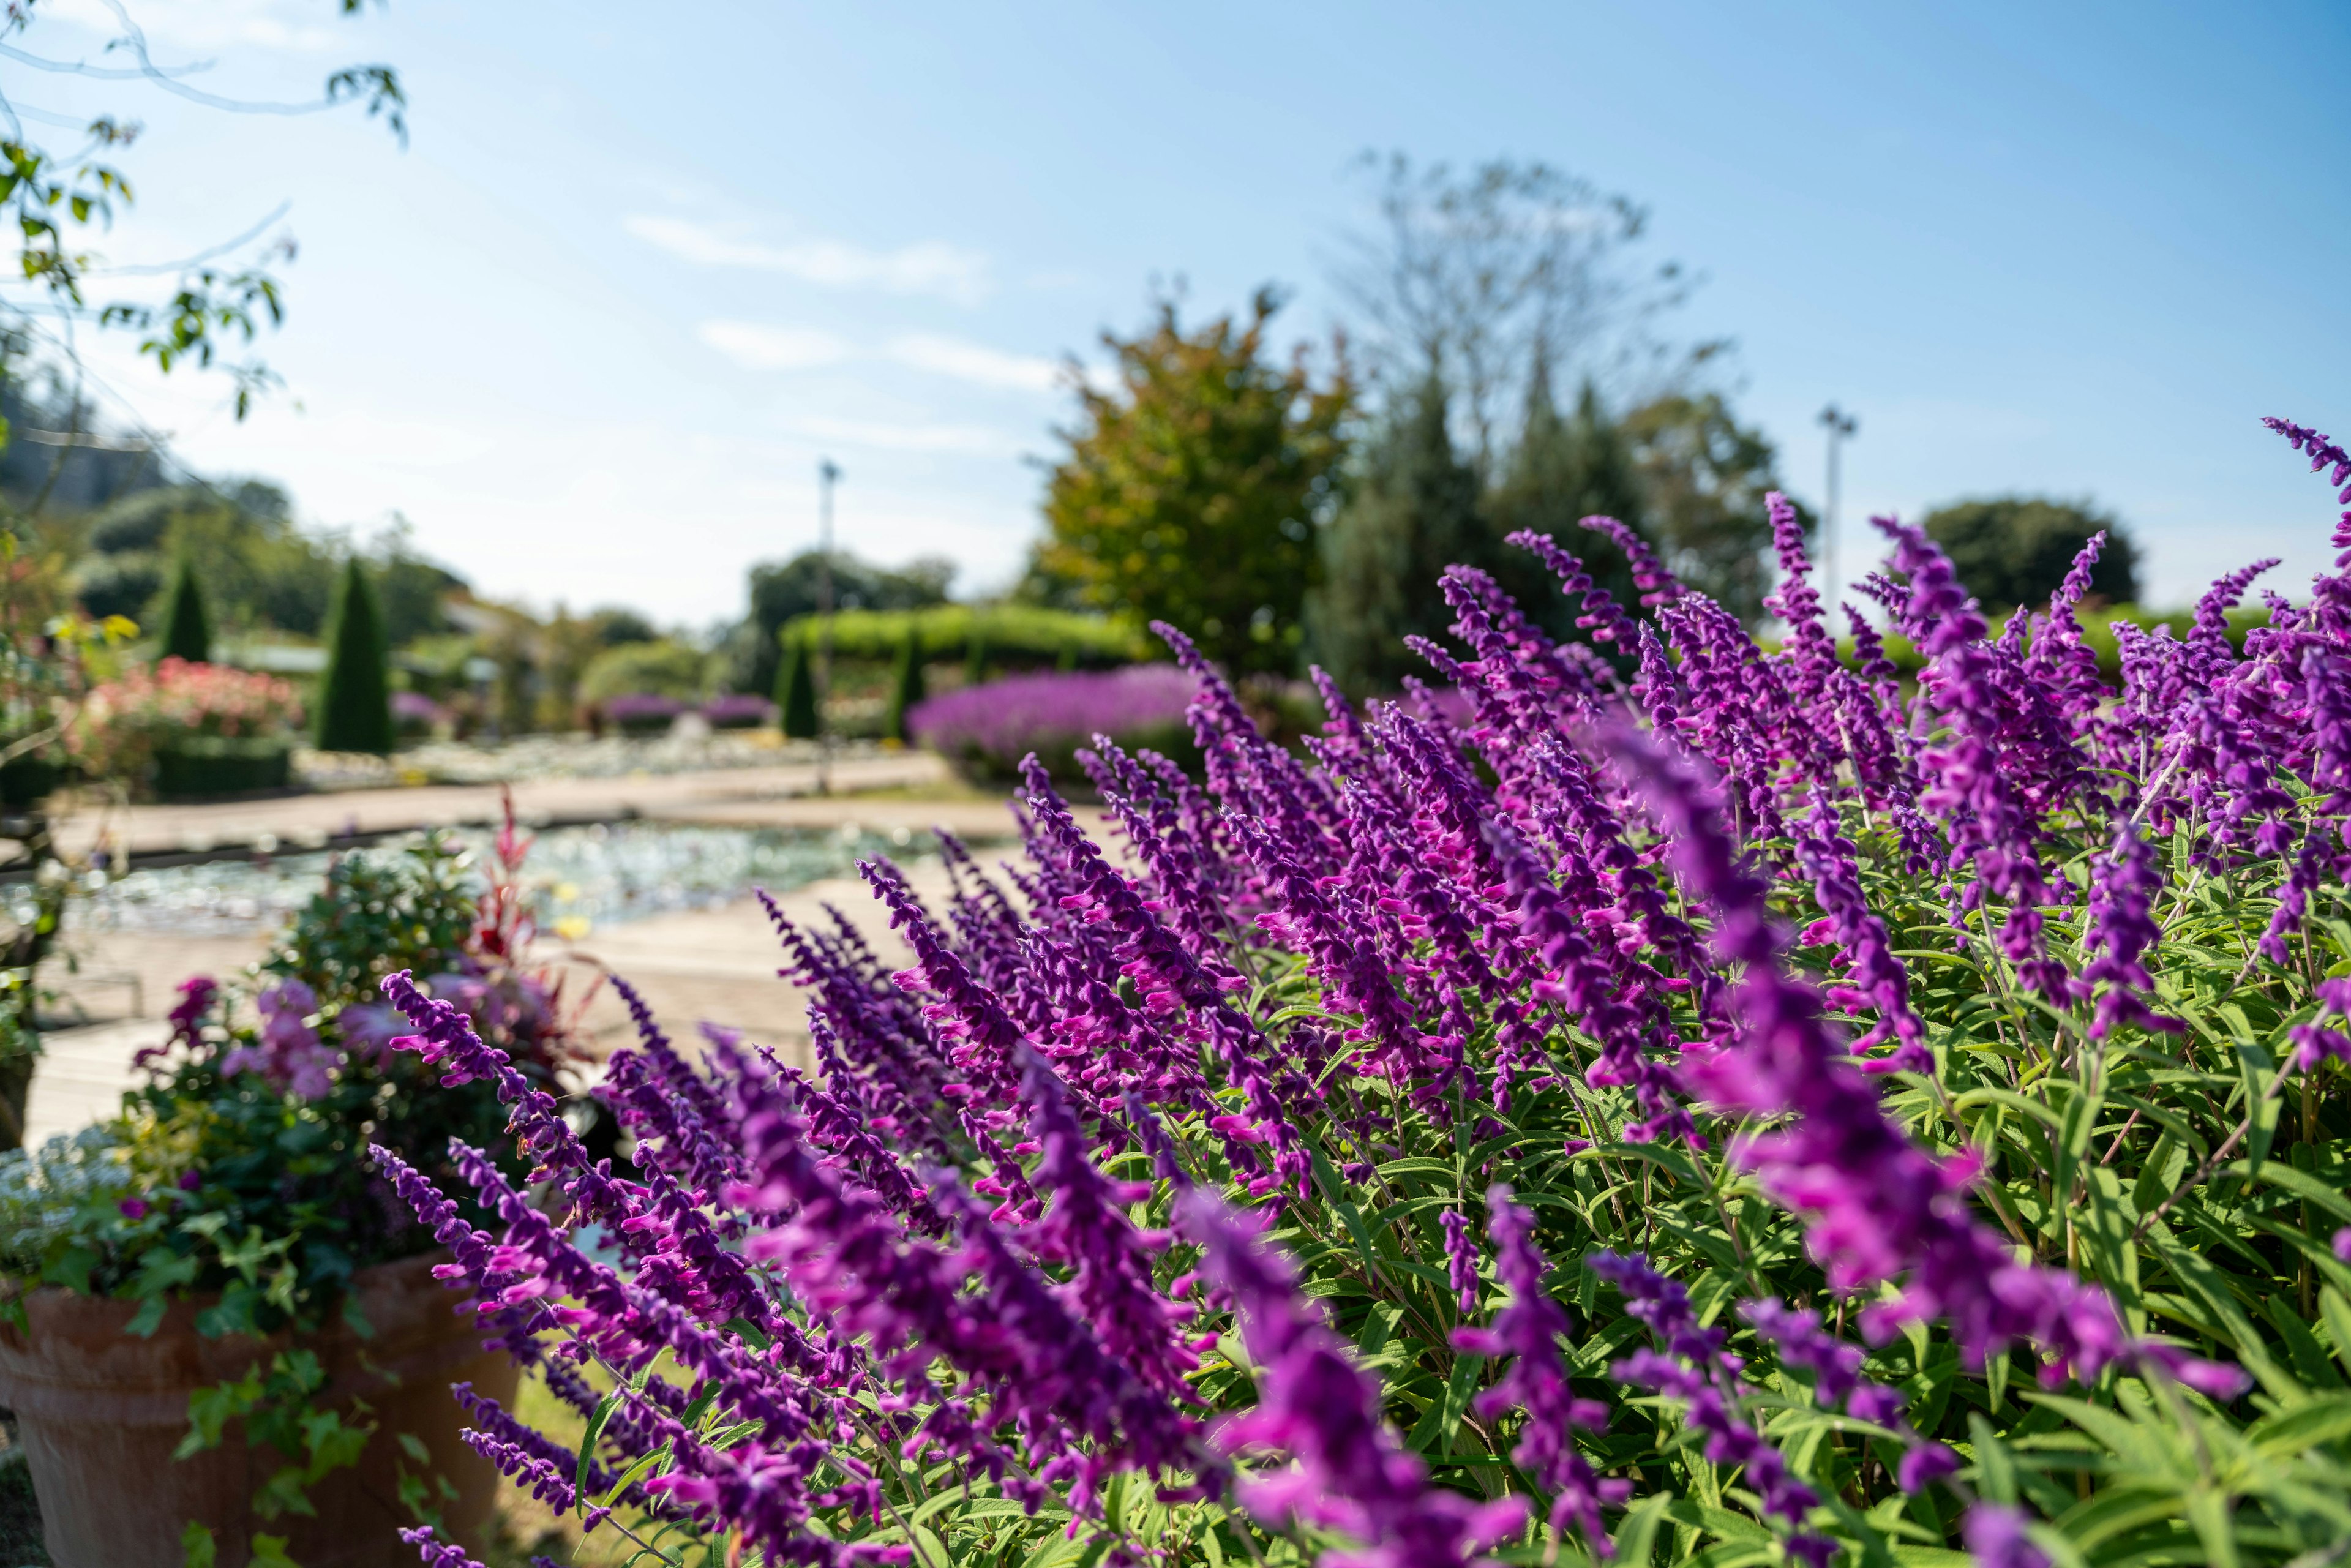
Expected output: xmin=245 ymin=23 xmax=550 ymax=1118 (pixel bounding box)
xmin=17 ymin=781 xmax=1086 ymax=1148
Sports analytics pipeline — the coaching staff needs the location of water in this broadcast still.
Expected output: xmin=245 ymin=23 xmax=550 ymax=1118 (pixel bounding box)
xmin=51 ymin=820 xmax=933 ymax=940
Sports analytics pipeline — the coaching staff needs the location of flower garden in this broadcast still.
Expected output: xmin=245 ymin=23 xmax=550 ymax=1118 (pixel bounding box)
xmin=1 ymin=416 xmax=2349 ymax=1567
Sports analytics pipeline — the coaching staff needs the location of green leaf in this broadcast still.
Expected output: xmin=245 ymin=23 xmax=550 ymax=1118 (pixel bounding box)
xmin=181 ymin=1520 xmax=217 ymax=1568
xmin=578 ymin=1392 xmax=620 ymax=1499
xmin=599 ymin=1442 xmax=673 ymax=1510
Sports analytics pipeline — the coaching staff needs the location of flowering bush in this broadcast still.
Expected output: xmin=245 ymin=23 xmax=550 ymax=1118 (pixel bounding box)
xmin=910 ymin=664 xmax=1200 ymax=782
xmin=706 ymin=692 xmax=777 ymax=730
xmin=394 ymin=688 xmax=447 ymax=737
xmin=67 ymin=655 xmax=302 ymax=781
xmin=604 ymin=692 xmax=686 ymax=735
xmin=384 ymin=418 xmax=2351 ymax=1568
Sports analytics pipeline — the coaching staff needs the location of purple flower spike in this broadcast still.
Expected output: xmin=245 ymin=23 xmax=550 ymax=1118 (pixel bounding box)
xmin=1962 ymin=1504 xmax=2051 ymax=1568
xmin=1441 ymin=1207 xmax=1479 ymax=1314
xmin=1452 ymin=1188 xmax=1625 ymax=1550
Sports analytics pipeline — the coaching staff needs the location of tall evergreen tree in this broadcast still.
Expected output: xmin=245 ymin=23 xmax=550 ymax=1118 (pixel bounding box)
xmin=155 ymin=555 xmax=212 ymax=664
xmin=774 ymin=631 xmax=819 ymax=740
xmin=1310 ymin=371 xmax=1486 ymax=694
xmin=315 ymin=557 xmax=394 ymax=755
xmin=883 ymin=625 xmax=926 ymax=743
xmin=1485 ymin=367 xmax=1651 ymax=639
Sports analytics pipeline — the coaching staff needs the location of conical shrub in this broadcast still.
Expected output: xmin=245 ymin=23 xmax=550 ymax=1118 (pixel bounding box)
xmin=883 ymin=625 xmax=925 ymax=743
xmin=315 ymin=557 xmax=394 ymax=755
xmin=156 ymin=557 xmax=212 ymax=665
xmin=775 ymin=631 xmax=819 ymax=740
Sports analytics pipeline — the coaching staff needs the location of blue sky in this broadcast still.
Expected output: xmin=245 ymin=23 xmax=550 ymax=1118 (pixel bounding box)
xmin=24 ymin=0 xmax=2350 ymax=625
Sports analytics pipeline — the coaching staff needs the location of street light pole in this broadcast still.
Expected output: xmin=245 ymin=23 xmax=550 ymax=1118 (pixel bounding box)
xmin=815 ymin=457 xmax=841 ymax=797
xmin=1817 ymin=405 xmax=1858 ymax=617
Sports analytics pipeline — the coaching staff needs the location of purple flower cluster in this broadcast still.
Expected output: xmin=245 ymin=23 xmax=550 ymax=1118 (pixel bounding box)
xmin=354 ymin=418 xmax=2351 ymax=1567
xmin=907 ymin=666 xmax=1198 ymax=774
xmin=220 ymin=977 xmax=336 ymax=1098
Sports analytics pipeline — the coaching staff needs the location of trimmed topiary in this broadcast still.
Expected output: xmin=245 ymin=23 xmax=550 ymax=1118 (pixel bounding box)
xmin=314 ymin=557 xmax=394 ymax=756
xmin=155 ymin=557 xmax=212 ymax=665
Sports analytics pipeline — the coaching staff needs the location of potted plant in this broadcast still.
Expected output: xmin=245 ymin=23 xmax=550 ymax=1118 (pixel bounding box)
xmin=0 ymin=815 xmax=597 ymax=1564
xmin=70 ymin=656 xmax=306 ymax=799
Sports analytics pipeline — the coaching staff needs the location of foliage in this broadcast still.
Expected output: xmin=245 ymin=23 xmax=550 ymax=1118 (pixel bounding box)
xmin=67 ymin=656 xmax=301 ymax=783
xmin=1333 ymin=154 xmax=1698 ymax=472
xmin=885 ymin=626 xmax=927 ymax=743
xmin=384 ymin=416 xmax=2351 ymax=1568
xmin=776 ymin=632 xmax=819 ymax=740
xmin=578 ymin=639 xmax=713 ymax=707
xmin=703 ymin=693 xmax=774 ymax=730
xmin=1924 ymin=496 xmax=2143 ymax=612
xmin=735 ymin=551 xmax=956 ymax=700
xmin=1622 ymin=391 xmax=1808 ymax=625
xmin=1312 ymin=370 xmax=1487 ymax=694
xmin=315 ymin=557 xmax=393 ymax=756
xmin=155 ymin=556 xmax=212 ymax=664
xmin=0 ymin=1126 xmax=133 ymax=1275
xmin=784 ymin=604 xmax=1147 ymax=670
xmin=907 ymin=665 xmax=1198 ymax=785
xmin=1037 ymin=288 xmax=1352 ymax=677
xmin=1485 ymin=371 xmax=1651 ymax=643
xmin=7 ymin=831 xmax=580 ymax=1326
xmin=0 ymin=1 xmax=404 ymax=414
xmin=54 ymin=487 xmax=460 ymax=649
xmin=602 ymin=693 xmax=684 ymax=735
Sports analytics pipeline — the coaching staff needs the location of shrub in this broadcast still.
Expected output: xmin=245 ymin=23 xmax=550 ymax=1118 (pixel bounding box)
xmin=703 ymin=692 xmax=775 ymax=730
xmin=779 ymin=603 xmax=1147 ymax=670
xmin=69 ymin=656 xmax=302 ymax=782
xmin=776 ymin=632 xmax=819 ymax=739
xmin=381 ymin=418 xmax=2351 ymax=1568
xmin=315 ymin=556 xmax=394 ymax=755
xmin=392 ymin=688 xmax=445 ymax=737
xmin=154 ymin=555 xmax=212 ymax=665
xmin=602 ymin=692 xmax=684 ymax=735
xmin=883 ymin=625 xmax=926 ymax=743
xmin=580 ymin=637 xmax=712 ymax=707
xmin=907 ymin=664 xmax=1197 ymax=783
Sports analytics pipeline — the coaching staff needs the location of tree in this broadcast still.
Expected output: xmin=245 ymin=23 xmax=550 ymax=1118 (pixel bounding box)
xmin=1333 ymin=154 xmax=1700 ymax=476
xmin=1921 ymin=497 xmax=2140 ymax=612
xmin=156 ymin=556 xmax=212 ymax=664
xmin=884 ymin=626 xmax=926 ymax=743
xmin=1621 ymin=392 xmax=1805 ymax=625
xmin=315 ymin=558 xmax=394 ymax=755
xmin=0 ymin=3 xmax=403 ymax=429
xmin=1310 ymin=371 xmax=1485 ymax=694
xmin=737 ymin=550 xmax=953 ymax=701
xmin=1485 ymin=366 xmax=1652 ymax=639
xmin=775 ymin=632 xmax=819 ymax=740
xmin=1038 ymin=288 xmax=1352 ymax=678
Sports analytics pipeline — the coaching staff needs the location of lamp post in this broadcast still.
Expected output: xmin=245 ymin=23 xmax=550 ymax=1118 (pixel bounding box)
xmin=816 ymin=457 xmax=840 ymax=797
xmin=1817 ymin=404 xmax=1858 ymax=617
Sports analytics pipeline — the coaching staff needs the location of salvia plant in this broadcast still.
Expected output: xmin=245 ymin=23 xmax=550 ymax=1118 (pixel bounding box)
xmin=384 ymin=416 xmax=2351 ymax=1568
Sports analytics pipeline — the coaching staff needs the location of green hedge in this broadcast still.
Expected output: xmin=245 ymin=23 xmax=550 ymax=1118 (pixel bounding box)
xmin=1829 ymin=602 xmax=2267 ymax=681
xmin=153 ymin=738 xmax=292 ymax=799
xmin=777 ymin=606 xmax=1147 ymax=670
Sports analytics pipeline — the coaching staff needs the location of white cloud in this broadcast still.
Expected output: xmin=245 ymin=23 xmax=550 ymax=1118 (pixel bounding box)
xmin=625 ymin=214 xmax=991 ymax=305
xmin=789 ymin=416 xmax=1024 ymax=457
xmin=696 ymin=321 xmax=853 ymax=371
xmin=884 ymin=333 xmax=1061 ymax=392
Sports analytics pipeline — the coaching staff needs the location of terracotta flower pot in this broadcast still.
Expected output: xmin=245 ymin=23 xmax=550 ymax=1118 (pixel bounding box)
xmin=0 ymin=1250 xmax=517 ymax=1567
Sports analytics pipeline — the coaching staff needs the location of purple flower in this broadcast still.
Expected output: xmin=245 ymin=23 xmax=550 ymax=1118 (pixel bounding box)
xmin=1962 ymin=1504 xmax=2050 ymax=1568
xmin=2081 ymin=818 xmax=2184 ymax=1038
xmin=908 ymin=667 xmax=1197 ymax=774
xmin=398 ymin=1527 xmax=489 ymax=1568
xmin=1179 ymin=1187 xmax=1527 ymax=1568
xmin=118 ymin=1197 xmax=148 ymax=1220
xmin=1450 ymin=1188 xmax=1625 ymax=1549
xmin=223 ymin=978 xmax=337 ymax=1098
xmin=1441 ymin=1207 xmax=1479 ymax=1315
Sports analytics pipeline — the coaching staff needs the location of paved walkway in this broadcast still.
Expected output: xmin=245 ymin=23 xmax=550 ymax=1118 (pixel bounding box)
xmin=18 ymin=779 xmax=1093 ymax=1148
